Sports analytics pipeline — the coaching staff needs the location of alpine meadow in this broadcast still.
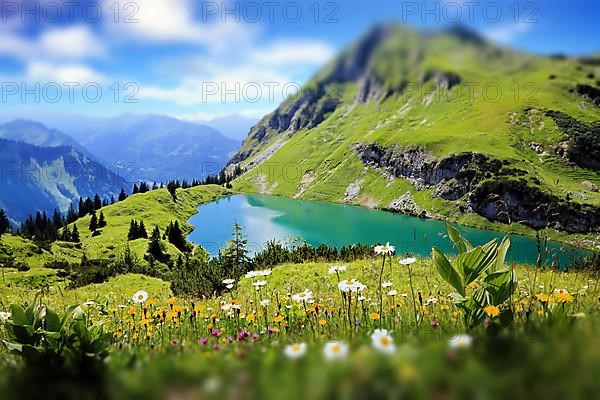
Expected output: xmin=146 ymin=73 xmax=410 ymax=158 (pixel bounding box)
xmin=0 ymin=1 xmax=599 ymax=400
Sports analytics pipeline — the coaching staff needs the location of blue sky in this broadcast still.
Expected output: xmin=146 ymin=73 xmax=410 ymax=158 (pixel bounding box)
xmin=0 ymin=0 xmax=598 ymax=121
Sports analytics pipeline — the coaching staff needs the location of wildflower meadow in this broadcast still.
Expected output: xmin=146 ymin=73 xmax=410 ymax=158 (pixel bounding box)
xmin=0 ymin=226 xmax=598 ymax=400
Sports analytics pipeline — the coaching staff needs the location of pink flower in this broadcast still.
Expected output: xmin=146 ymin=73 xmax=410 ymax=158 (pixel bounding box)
xmin=430 ymin=320 xmax=440 ymax=329
xmin=211 ymin=329 xmax=221 ymax=337
xmin=199 ymin=338 xmax=208 ymax=345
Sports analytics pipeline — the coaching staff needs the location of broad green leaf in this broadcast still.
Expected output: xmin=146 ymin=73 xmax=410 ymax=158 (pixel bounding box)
xmin=457 ymin=247 xmax=494 ymax=284
xmin=485 ymin=269 xmax=517 ymax=305
xmin=45 ymin=308 xmax=61 ymax=332
xmin=445 ymin=223 xmax=466 ymax=253
xmin=432 ymin=247 xmax=464 ymax=295
xmin=494 ymin=237 xmax=511 ymax=272
xmin=10 ymin=304 xmax=28 ymax=326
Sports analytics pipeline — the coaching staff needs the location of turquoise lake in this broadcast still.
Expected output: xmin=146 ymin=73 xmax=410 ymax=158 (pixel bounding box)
xmin=187 ymin=194 xmax=588 ymax=266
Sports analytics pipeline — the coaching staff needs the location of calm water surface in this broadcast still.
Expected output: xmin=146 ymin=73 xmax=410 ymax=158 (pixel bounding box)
xmin=187 ymin=194 xmax=588 ymax=266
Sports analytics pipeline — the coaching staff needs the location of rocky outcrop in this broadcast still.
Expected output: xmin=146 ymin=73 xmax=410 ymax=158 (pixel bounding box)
xmin=470 ymin=179 xmax=600 ymax=234
xmin=575 ymin=84 xmax=600 ymax=107
xmin=386 ymin=192 xmax=428 ymax=217
xmin=353 ymin=143 xmax=600 ymax=234
xmin=546 ymin=110 xmax=600 ymax=170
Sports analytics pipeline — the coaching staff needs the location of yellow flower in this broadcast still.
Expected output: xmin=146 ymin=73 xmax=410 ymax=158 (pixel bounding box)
xmin=536 ymin=294 xmax=551 ymax=303
xmin=272 ymin=314 xmax=284 ymax=323
xmin=194 ymin=305 xmax=205 ymax=312
xmin=369 ymin=313 xmax=380 ymax=321
xmin=127 ymin=308 xmax=137 ymax=316
xmin=246 ymin=313 xmax=256 ymax=323
xmin=468 ymin=281 xmax=479 ymax=289
xmin=555 ymin=292 xmax=573 ymax=303
xmin=319 ymin=319 xmax=327 ymax=326
xmin=146 ymin=299 xmax=156 ymax=306
xmin=515 ymin=305 xmax=523 ymax=313
xmin=140 ymin=318 xmax=152 ymax=326
xmin=483 ymin=305 xmax=500 ymax=318
xmin=167 ymin=298 xmax=175 ymax=307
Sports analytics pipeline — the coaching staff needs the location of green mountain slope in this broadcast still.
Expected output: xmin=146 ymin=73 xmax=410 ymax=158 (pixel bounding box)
xmin=229 ymin=24 xmax=600 ymax=238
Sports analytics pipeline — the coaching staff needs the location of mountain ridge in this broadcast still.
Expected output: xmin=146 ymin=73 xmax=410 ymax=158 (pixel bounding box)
xmin=229 ymin=23 xmax=600 ymax=236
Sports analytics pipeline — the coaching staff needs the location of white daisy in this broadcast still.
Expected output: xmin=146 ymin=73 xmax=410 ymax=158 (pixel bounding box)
xmin=328 ymin=265 xmax=347 ymax=274
xmin=292 ymin=289 xmax=313 ymax=303
xmin=425 ymin=297 xmax=438 ymax=306
xmin=222 ymin=278 xmax=235 ymax=285
xmin=371 ymin=329 xmax=395 ymax=354
xmin=338 ymin=278 xmax=366 ymax=293
xmin=399 ymin=257 xmax=417 ymax=265
xmin=260 ymin=299 xmax=270 ymax=307
xmin=0 ymin=311 xmax=11 ymax=321
xmin=132 ymin=290 xmax=148 ymax=304
xmin=252 ymin=280 xmax=268 ymax=288
xmin=382 ymin=281 xmax=393 ymax=288
xmin=245 ymin=269 xmax=272 ymax=279
xmin=374 ymin=242 xmax=395 ymax=255
xmin=284 ymin=343 xmax=307 ymax=359
xmin=449 ymin=334 xmax=473 ymax=349
xmin=388 ymin=290 xmax=397 ymax=296
xmin=323 ymin=341 xmax=349 ymax=361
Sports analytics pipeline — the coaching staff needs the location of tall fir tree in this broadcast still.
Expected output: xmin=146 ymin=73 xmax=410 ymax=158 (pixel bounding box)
xmin=98 ymin=211 xmax=107 ymax=228
xmin=118 ymin=188 xmax=127 ymax=201
xmin=71 ymin=224 xmax=80 ymax=242
xmin=89 ymin=211 xmax=98 ymax=232
xmin=0 ymin=208 xmax=10 ymax=235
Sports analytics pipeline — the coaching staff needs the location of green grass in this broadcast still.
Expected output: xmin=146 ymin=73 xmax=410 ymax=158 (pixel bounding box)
xmin=0 ymin=185 xmax=231 ymax=288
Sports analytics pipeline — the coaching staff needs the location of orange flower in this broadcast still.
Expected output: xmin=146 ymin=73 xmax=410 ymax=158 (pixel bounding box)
xmin=536 ymin=294 xmax=551 ymax=303
xmin=127 ymin=308 xmax=137 ymax=316
xmin=483 ymin=305 xmax=500 ymax=318
xmin=555 ymin=291 xmax=573 ymax=303
xmin=369 ymin=313 xmax=380 ymax=320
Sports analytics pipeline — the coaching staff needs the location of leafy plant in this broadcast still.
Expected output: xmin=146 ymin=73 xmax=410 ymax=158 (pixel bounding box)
xmin=432 ymin=224 xmax=517 ymax=328
xmin=1 ymin=301 xmax=112 ymax=378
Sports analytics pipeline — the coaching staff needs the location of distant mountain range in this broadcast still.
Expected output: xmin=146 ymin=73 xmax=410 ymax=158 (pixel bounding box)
xmin=0 ymin=137 xmax=126 ymax=223
xmin=0 ymin=115 xmax=243 ymax=221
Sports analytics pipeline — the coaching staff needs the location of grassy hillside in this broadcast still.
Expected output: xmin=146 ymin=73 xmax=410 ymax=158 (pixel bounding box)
xmin=231 ymin=24 xmax=600 ymax=246
xmin=0 ymin=184 xmax=231 ymax=294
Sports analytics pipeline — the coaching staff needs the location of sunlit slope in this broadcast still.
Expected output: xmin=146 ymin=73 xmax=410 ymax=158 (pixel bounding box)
xmin=231 ymin=24 xmax=600 ymax=238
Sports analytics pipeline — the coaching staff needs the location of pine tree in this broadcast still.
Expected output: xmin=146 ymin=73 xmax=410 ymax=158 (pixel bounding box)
xmin=66 ymin=204 xmax=78 ymax=223
xmin=223 ymin=222 xmax=250 ymax=276
xmin=0 ymin=209 xmax=10 ymax=235
xmin=132 ymin=184 xmax=139 ymax=194
xmin=138 ymin=221 xmax=148 ymax=238
xmin=71 ymin=224 xmax=80 ymax=242
xmin=147 ymin=226 xmax=165 ymax=260
xmin=98 ymin=211 xmax=107 ymax=228
xmin=110 ymin=195 xmax=116 ymax=204
xmin=128 ymin=220 xmax=139 ymax=240
xmin=118 ymin=188 xmax=127 ymax=202
xmin=93 ymin=194 xmax=102 ymax=210
xmin=166 ymin=220 xmax=188 ymax=252
xmin=89 ymin=212 xmax=98 ymax=232
xmin=61 ymin=225 xmax=71 ymax=241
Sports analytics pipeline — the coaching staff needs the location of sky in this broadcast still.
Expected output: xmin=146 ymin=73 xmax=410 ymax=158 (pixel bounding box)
xmin=0 ymin=0 xmax=598 ymax=121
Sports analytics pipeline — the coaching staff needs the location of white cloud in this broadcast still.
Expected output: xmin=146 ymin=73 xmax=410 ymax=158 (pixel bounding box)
xmin=483 ymin=21 xmax=532 ymax=44
xmin=0 ymin=25 xmax=105 ymax=61
xmin=26 ymin=62 xmax=106 ymax=84
xmin=101 ymin=0 xmax=258 ymax=53
xmin=252 ymin=40 xmax=335 ymax=66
